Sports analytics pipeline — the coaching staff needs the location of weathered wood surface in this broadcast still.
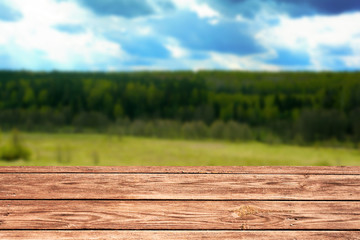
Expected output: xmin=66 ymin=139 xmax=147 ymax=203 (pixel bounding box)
xmin=0 ymin=231 xmax=359 ymax=240
xmin=1 ymin=174 xmax=359 ymax=200
xmin=0 ymin=201 xmax=359 ymax=230
xmin=0 ymin=167 xmax=359 ymax=239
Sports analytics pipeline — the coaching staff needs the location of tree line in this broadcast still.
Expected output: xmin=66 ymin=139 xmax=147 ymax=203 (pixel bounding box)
xmin=0 ymin=70 xmax=359 ymax=144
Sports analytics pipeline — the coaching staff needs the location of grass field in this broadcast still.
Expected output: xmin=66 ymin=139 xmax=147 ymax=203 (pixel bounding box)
xmin=0 ymin=133 xmax=359 ymax=166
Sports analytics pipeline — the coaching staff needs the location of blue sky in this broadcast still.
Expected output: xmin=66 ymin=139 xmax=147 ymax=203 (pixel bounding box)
xmin=0 ymin=0 xmax=359 ymax=71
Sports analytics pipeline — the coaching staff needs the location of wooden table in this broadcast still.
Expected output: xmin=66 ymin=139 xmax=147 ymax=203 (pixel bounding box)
xmin=0 ymin=166 xmax=359 ymax=239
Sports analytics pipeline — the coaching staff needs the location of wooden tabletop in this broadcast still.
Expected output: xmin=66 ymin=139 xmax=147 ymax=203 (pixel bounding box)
xmin=0 ymin=166 xmax=359 ymax=239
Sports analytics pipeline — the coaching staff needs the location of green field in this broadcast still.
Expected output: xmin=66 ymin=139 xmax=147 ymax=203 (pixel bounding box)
xmin=0 ymin=133 xmax=359 ymax=166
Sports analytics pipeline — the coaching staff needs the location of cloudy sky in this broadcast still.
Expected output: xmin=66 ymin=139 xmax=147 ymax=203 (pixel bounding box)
xmin=0 ymin=0 xmax=360 ymax=71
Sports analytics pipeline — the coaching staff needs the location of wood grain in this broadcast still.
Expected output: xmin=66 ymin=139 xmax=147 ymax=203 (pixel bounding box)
xmin=0 ymin=166 xmax=359 ymax=174
xmin=0 ymin=231 xmax=358 ymax=240
xmin=0 ymin=167 xmax=358 ymax=238
xmin=1 ymin=173 xmax=359 ymax=200
xmin=0 ymin=201 xmax=359 ymax=230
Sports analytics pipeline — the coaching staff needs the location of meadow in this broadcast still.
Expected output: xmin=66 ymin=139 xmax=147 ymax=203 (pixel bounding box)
xmin=0 ymin=133 xmax=359 ymax=166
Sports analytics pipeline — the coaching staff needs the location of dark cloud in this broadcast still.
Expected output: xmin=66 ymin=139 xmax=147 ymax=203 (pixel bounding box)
xmin=77 ymin=0 xmax=154 ymax=18
xmin=204 ymin=0 xmax=360 ymax=18
xmin=267 ymin=49 xmax=311 ymax=66
xmin=154 ymin=12 xmax=264 ymax=55
xmin=54 ymin=24 xmax=86 ymax=34
xmin=279 ymin=0 xmax=360 ymax=15
xmin=0 ymin=2 xmax=23 ymax=22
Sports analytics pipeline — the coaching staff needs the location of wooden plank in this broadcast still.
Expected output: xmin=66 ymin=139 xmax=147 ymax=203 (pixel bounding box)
xmin=0 ymin=231 xmax=359 ymax=240
xmin=0 ymin=166 xmax=360 ymax=175
xmin=0 ymin=201 xmax=359 ymax=230
xmin=1 ymin=174 xmax=359 ymax=200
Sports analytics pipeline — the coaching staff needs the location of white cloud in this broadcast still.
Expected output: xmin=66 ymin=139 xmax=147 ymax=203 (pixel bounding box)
xmin=343 ymin=56 xmax=360 ymax=68
xmin=136 ymin=26 xmax=152 ymax=35
xmin=1 ymin=0 xmax=359 ymax=71
xmin=165 ymin=44 xmax=188 ymax=58
xmin=256 ymin=12 xmax=360 ymax=69
xmin=209 ymin=18 xmax=219 ymax=25
xmin=9 ymin=0 xmax=89 ymax=25
xmin=0 ymin=0 xmax=125 ymax=70
xmin=258 ymin=13 xmax=360 ymax=49
xmin=147 ymin=51 xmax=280 ymax=71
xmin=172 ymin=0 xmax=219 ymax=20
xmin=171 ymin=0 xmax=196 ymax=10
xmin=190 ymin=3 xmax=220 ymax=19
xmin=209 ymin=52 xmax=280 ymax=71
xmin=164 ymin=38 xmax=189 ymax=58
xmin=235 ymin=15 xmax=247 ymax=22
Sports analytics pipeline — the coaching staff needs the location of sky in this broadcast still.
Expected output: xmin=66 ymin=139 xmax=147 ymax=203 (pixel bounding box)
xmin=0 ymin=0 xmax=360 ymax=71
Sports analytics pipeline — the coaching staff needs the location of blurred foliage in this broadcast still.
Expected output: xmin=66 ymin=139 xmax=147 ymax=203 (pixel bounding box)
xmin=0 ymin=129 xmax=31 ymax=161
xmin=0 ymin=70 xmax=360 ymax=144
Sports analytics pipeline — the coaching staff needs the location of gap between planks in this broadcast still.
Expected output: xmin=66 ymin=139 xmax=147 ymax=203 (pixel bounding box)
xmin=0 ymin=231 xmax=359 ymax=240
xmin=1 ymin=166 xmax=360 ymax=175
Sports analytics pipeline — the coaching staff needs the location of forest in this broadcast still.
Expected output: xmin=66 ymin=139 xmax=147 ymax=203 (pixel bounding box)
xmin=0 ymin=70 xmax=359 ymax=145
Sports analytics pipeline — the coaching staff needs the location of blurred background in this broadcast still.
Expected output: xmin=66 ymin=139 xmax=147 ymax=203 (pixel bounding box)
xmin=0 ymin=0 xmax=359 ymax=166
